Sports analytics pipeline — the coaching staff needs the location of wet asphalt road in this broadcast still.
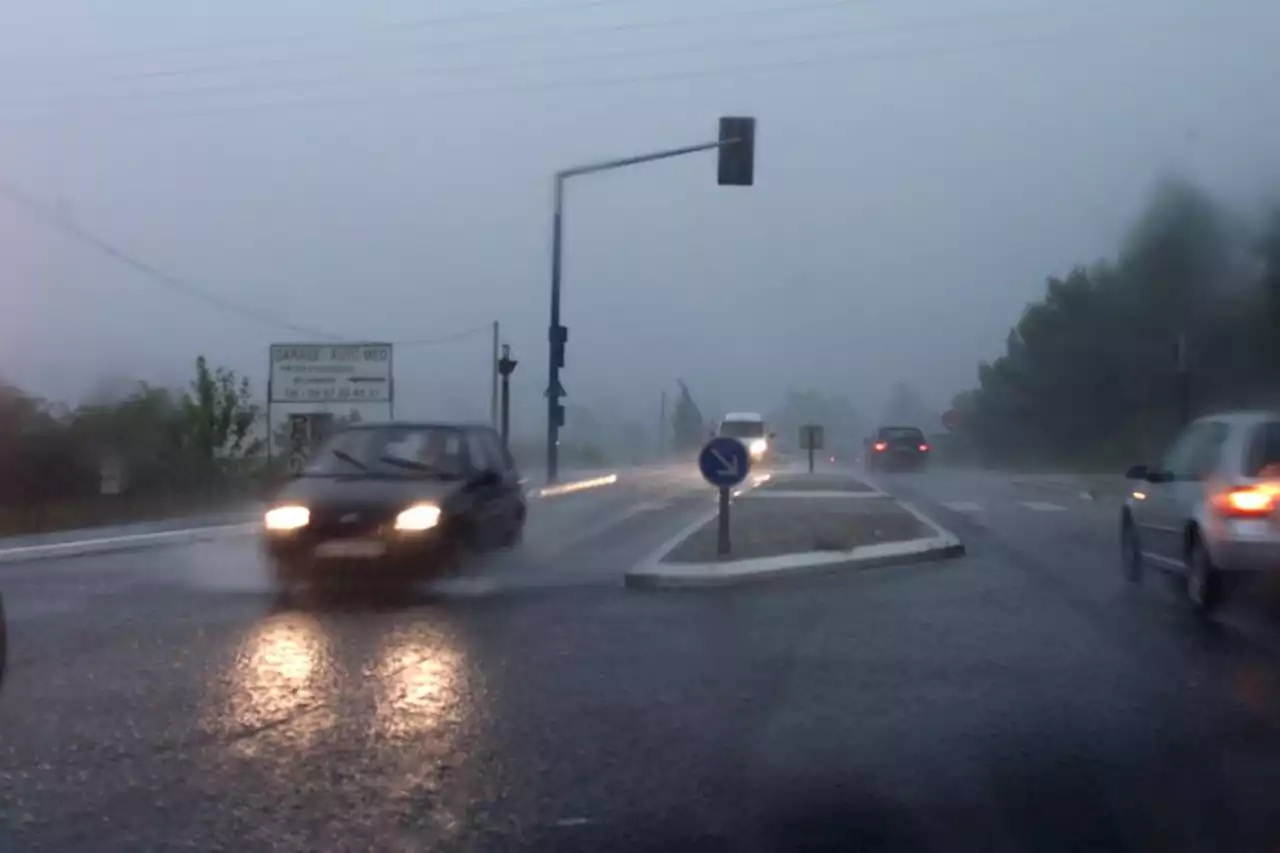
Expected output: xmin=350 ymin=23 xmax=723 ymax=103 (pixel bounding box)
xmin=4 ymin=464 xmax=1280 ymax=851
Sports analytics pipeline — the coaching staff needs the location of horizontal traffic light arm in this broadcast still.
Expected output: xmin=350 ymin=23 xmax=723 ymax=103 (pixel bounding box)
xmin=558 ymin=138 xmax=735 ymax=181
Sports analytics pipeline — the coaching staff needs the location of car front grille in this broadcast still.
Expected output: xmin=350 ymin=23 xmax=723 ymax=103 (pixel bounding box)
xmin=308 ymin=505 xmax=395 ymax=538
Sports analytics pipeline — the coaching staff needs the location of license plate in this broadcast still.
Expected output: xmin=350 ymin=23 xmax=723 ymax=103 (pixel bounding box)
xmin=315 ymin=539 xmax=387 ymax=559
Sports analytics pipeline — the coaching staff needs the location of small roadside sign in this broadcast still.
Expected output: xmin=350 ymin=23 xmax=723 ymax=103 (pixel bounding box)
xmin=699 ymin=437 xmax=750 ymax=489
xmin=800 ymin=424 xmax=825 ymax=472
xmin=699 ymin=436 xmax=750 ymax=557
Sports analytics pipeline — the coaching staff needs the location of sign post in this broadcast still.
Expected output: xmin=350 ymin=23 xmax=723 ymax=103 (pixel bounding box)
xmin=800 ymin=424 xmax=825 ymax=473
xmin=698 ymin=436 xmax=751 ymax=557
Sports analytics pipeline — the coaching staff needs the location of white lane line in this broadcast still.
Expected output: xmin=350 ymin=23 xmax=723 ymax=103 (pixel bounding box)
xmin=1021 ymin=501 xmax=1067 ymax=512
xmin=942 ymin=501 xmax=983 ymax=513
xmin=743 ymin=491 xmax=887 ymax=500
xmin=0 ymin=523 xmax=258 ymax=565
xmin=534 ymin=473 xmax=620 ymax=499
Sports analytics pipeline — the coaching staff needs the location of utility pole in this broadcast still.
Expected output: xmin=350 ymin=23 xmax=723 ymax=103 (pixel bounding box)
xmin=544 ymin=117 xmax=756 ymax=483
xmin=490 ymin=320 xmax=500 ymax=428
xmin=658 ymin=389 xmax=668 ymax=458
xmin=1175 ymin=332 xmax=1191 ymax=426
xmin=498 ymin=344 xmax=517 ymax=449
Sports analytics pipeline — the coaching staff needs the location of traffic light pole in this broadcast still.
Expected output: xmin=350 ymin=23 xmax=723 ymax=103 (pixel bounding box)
xmin=498 ymin=344 xmax=517 ymax=450
xmin=545 ymin=137 xmax=744 ymax=484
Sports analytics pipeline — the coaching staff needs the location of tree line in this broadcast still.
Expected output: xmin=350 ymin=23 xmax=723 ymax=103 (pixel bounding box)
xmin=948 ymin=179 xmax=1280 ymax=469
xmin=0 ymin=356 xmax=268 ymax=532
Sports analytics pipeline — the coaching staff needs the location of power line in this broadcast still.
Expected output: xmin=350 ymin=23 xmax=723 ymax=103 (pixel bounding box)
xmin=1 ymin=0 xmax=873 ymax=77
xmin=0 ymin=0 xmax=698 ymax=66
xmin=0 ymin=11 xmax=1232 ymax=127
xmin=0 ymin=180 xmax=489 ymax=347
xmin=0 ymin=180 xmax=350 ymax=340
xmin=0 ymin=4 xmax=1095 ymax=109
xmin=396 ymin=323 xmax=494 ymax=348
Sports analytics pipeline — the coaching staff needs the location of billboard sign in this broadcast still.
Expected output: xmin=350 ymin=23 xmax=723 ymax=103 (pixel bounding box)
xmin=268 ymin=343 xmax=393 ymax=458
xmin=269 ymin=343 xmax=392 ymax=404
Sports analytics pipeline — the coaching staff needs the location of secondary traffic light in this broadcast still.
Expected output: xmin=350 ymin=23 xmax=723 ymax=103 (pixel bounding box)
xmin=717 ymin=116 xmax=756 ymax=187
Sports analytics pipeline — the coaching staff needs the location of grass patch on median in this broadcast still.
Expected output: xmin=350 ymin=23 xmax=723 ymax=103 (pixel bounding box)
xmin=663 ymin=497 xmax=927 ymax=563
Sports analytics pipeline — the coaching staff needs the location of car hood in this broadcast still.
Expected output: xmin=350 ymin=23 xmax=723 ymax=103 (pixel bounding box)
xmin=272 ymin=475 xmax=460 ymax=509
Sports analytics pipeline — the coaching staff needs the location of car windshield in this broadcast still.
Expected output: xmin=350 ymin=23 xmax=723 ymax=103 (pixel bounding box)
xmin=303 ymin=425 xmax=467 ymax=478
xmin=720 ymin=420 xmax=765 ymax=439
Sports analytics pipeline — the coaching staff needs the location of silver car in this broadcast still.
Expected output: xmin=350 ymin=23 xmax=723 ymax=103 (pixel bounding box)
xmin=1121 ymin=411 xmax=1280 ymax=613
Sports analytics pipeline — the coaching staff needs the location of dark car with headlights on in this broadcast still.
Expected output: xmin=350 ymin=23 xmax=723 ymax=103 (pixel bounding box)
xmin=263 ymin=421 xmax=526 ymax=590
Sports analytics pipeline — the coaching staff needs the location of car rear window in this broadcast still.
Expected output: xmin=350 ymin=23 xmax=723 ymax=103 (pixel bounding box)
xmin=879 ymin=427 xmax=924 ymax=441
xmin=1245 ymin=422 xmax=1280 ymax=477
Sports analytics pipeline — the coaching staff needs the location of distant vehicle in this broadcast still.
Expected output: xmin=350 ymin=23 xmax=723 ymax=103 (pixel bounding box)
xmin=1121 ymin=411 xmax=1280 ymax=615
xmin=865 ymin=425 xmax=930 ymax=471
xmin=717 ymin=412 xmax=775 ymax=462
xmin=262 ymin=421 xmax=526 ymax=593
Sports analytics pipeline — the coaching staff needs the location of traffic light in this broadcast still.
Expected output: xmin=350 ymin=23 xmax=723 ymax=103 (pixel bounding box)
xmin=550 ymin=324 xmax=568 ymax=369
xmin=717 ymin=116 xmax=756 ymax=187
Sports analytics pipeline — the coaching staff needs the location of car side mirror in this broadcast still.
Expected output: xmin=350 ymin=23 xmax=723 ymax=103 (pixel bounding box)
xmin=1125 ymin=464 xmax=1148 ymax=481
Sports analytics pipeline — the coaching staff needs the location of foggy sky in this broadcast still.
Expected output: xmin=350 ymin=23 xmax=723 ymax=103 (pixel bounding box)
xmin=1 ymin=0 xmax=1277 ymax=436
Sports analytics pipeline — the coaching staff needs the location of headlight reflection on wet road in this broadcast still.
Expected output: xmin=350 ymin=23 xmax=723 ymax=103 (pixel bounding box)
xmin=209 ymin=613 xmax=339 ymax=749
xmin=372 ymin=630 xmax=465 ymax=741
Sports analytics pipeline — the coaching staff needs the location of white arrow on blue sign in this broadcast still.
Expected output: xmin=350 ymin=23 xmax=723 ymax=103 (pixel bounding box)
xmin=698 ymin=436 xmax=750 ymax=488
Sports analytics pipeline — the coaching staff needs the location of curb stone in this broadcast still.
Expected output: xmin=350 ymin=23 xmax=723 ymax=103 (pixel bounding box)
xmin=624 ymin=498 xmax=964 ymax=590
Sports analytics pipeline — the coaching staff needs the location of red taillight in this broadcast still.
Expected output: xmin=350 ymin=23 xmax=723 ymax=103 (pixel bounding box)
xmin=918 ymin=444 xmax=929 ymax=452
xmin=874 ymin=441 xmax=887 ymax=452
xmin=1214 ymin=485 xmax=1280 ymax=516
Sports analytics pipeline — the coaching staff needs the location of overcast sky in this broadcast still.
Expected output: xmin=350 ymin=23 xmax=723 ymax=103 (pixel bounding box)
xmin=0 ymin=0 xmax=1277 ymax=434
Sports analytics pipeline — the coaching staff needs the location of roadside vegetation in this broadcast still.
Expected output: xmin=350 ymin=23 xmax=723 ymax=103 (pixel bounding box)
xmin=949 ymin=179 xmax=1280 ymax=470
xmin=0 ymin=356 xmax=275 ymax=536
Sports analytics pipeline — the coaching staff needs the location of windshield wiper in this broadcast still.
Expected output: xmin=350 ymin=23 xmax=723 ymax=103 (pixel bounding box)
xmin=376 ymin=455 xmax=463 ymax=478
xmin=331 ymin=448 xmax=369 ymax=471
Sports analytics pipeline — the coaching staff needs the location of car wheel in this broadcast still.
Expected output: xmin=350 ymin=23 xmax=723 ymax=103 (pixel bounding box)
xmin=1186 ymin=534 xmax=1223 ymax=616
xmin=1120 ymin=515 xmax=1143 ymax=583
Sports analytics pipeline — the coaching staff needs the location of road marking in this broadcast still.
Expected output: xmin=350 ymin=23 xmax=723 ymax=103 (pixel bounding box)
xmin=743 ymin=491 xmax=887 ymax=500
xmin=536 ymin=473 xmax=619 ymax=498
xmin=0 ymin=523 xmax=258 ymax=565
xmin=1021 ymin=501 xmax=1066 ymax=512
xmin=942 ymin=501 xmax=983 ymax=513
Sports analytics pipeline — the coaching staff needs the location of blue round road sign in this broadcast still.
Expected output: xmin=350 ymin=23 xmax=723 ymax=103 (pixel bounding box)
xmin=698 ymin=436 xmax=751 ymax=488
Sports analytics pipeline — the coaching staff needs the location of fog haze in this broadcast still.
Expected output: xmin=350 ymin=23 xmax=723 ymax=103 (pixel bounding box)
xmin=1 ymin=0 xmax=1276 ymax=433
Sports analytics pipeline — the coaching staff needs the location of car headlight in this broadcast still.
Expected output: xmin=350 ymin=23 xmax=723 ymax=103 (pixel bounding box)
xmin=395 ymin=503 xmax=441 ymax=532
xmin=749 ymin=439 xmax=767 ymax=456
xmin=264 ymin=505 xmax=309 ymax=531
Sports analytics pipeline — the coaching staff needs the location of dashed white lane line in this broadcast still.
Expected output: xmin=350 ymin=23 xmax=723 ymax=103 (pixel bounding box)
xmin=1020 ymin=501 xmax=1067 ymax=512
xmin=942 ymin=501 xmax=983 ymax=513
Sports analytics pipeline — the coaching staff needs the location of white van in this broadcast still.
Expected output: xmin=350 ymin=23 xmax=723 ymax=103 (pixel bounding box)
xmin=718 ymin=412 xmax=773 ymax=460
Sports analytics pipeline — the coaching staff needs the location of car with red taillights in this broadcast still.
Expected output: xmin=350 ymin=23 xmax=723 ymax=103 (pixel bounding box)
xmin=865 ymin=425 xmax=930 ymax=472
xmin=1121 ymin=411 xmax=1280 ymax=614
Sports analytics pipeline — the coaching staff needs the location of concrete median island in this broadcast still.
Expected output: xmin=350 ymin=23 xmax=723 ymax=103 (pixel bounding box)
xmin=626 ymin=473 xmax=963 ymax=589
